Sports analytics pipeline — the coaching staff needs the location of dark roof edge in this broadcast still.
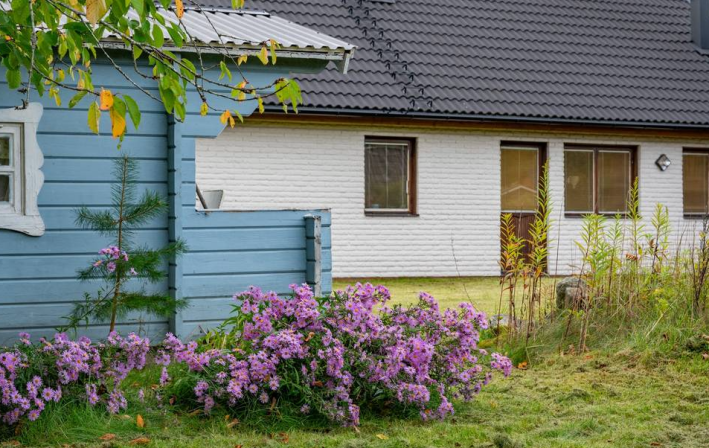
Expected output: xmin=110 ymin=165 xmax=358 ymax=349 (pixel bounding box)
xmin=267 ymin=106 xmax=709 ymax=132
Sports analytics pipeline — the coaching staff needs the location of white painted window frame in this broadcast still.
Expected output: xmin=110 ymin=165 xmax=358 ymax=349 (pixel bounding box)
xmin=0 ymin=103 xmax=45 ymax=236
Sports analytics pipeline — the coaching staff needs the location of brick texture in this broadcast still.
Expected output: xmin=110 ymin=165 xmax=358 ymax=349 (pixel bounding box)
xmin=196 ymin=122 xmax=709 ymax=278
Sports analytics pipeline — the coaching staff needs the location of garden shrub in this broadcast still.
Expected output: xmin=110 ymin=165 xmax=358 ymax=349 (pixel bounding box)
xmin=0 ymin=332 xmax=150 ymax=426
xmin=164 ymin=283 xmax=511 ymax=426
xmin=1 ymin=283 xmax=511 ymax=429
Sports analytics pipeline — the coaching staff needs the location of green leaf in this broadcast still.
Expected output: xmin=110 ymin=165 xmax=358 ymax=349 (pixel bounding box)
xmin=219 ymin=61 xmax=232 ymax=82
xmin=88 ymin=102 xmax=101 ymax=134
xmin=5 ymin=69 xmax=21 ymax=89
xmin=68 ymin=91 xmax=88 ymax=109
xmin=180 ymin=58 xmax=196 ymax=81
xmin=123 ymin=94 xmax=141 ymax=129
xmin=131 ymin=0 xmax=145 ymax=15
xmin=151 ymin=24 xmax=164 ymax=48
xmin=166 ymin=23 xmax=184 ymax=47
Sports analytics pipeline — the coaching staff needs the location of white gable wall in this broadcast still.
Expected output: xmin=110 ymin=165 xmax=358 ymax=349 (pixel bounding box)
xmin=196 ymin=121 xmax=709 ymax=278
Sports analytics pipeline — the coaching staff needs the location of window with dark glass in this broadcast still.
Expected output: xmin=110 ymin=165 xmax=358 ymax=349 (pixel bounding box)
xmin=365 ymin=138 xmax=416 ymax=214
xmin=564 ymin=146 xmax=635 ymax=214
xmin=684 ymin=150 xmax=709 ymax=216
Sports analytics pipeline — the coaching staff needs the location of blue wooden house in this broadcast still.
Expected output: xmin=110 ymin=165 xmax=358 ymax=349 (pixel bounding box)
xmin=0 ymin=7 xmax=355 ymax=344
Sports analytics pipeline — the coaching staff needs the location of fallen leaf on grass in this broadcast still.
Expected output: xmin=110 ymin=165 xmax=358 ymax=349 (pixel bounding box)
xmin=169 ymin=396 xmax=176 ymax=405
xmin=99 ymin=434 xmax=116 ymax=441
xmin=702 ymin=353 xmax=709 ymax=360
xmin=136 ymin=415 xmax=145 ymax=428
xmin=129 ymin=437 xmax=151 ymax=445
xmin=517 ymin=361 xmax=528 ymax=370
xmin=234 ymin=445 xmax=243 ymax=448
xmin=120 ymin=415 xmax=132 ymax=420
xmin=650 ymin=443 xmax=662 ymax=447
xmin=226 ymin=418 xmax=240 ymax=429
xmin=188 ymin=409 xmax=202 ymax=416
xmin=375 ymin=434 xmax=389 ymax=440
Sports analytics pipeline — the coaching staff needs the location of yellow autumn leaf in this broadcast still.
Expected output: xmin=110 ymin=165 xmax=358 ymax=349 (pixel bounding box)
xmin=376 ymin=434 xmax=389 ymax=440
xmin=236 ymin=81 xmax=246 ymax=101
xmin=99 ymin=89 xmax=113 ymax=111
xmin=175 ymin=0 xmax=184 ymax=18
xmin=200 ymin=102 xmax=208 ymax=116
xmin=109 ymin=107 xmax=126 ymax=139
xmin=136 ymin=414 xmax=145 ymax=428
xmin=219 ymin=110 xmax=231 ymax=125
xmin=86 ymin=0 xmax=108 ymax=25
xmin=257 ymin=96 xmax=264 ymax=114
xmin=258 ymin=46 xmax=268 ymax=65
xmin=237 ymin=54 xmax=248 ymax=65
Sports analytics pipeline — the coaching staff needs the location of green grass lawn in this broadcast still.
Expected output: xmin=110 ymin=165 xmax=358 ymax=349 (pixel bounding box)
xmin=9 ymin=353 xmax=709 ymax=448
xmin=4 ymin=278 xmax=709 ymax=448
xmin=334 ymin=277 xmax=503 ymax=314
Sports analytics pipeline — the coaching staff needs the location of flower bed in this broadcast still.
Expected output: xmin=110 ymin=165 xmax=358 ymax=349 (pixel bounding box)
xmin=1 ymin=284 xmax=511 ymax=428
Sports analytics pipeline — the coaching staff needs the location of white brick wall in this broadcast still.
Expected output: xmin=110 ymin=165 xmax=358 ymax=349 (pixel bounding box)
xmin=196 ymin=121 xmax=709 ymax=278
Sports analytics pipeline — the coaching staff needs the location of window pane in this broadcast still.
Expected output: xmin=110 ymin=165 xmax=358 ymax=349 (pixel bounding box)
xmin=684 ymin=153 xmax=709 ymax=214
xmin=365 ymin=143 xmax=409 ymax=210
xmin=501 ymin=148 xmax=538 ymax=211
xmin=0 ymin=174 xmax=9 ymax=203
xmin=0 ymin=137 xmax=9 ymax=166
xmin=565 ymin=151 xmax=594 ymax=212
xmin=598 ymin=151 xmax=630 ymax=213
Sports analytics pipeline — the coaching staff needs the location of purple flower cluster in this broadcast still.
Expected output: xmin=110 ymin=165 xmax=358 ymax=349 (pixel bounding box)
xmin=165 ymin=283 xmax=512 ymax=426
xmin=93 ymin=246 xmax=138 ymax=276
xmin=1 ymin=332 xmax=150 ymax=425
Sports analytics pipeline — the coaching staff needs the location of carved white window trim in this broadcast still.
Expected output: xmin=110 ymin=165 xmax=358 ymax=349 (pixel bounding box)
xmin=0 ymin=103 xmax=44 ymax=236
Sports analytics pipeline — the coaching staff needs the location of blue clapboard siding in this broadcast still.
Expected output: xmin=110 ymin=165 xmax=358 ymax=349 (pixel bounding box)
xmin=0 ymin=57 xmax=333 ymax=345
xmin=0 ymin=62 xmax=171 ymax=345
xmin=179 ymin=208 xmax=332 ymax=339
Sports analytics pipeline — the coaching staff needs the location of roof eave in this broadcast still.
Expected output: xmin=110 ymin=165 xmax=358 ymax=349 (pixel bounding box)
xmin=265 ymin=106 xmax=709 ymax=131
xmin=98 ymin=40 xmax=355 ymax=73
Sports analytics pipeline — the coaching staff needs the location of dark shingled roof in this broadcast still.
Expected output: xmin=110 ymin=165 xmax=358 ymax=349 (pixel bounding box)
xmin=200 ymin=0 xmax=709 ymax=128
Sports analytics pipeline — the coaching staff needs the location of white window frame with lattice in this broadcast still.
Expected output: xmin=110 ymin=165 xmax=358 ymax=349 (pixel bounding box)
xmin=0 ymin=103 xmax=44 ymax=236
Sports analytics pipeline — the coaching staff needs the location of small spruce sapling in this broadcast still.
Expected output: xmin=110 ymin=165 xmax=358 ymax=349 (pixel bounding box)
xmin=62 ymin=156 xmax=186 ymax=333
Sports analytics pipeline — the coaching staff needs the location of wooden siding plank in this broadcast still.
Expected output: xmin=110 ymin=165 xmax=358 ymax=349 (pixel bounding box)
xmin=0 ymin=229 xmax=166 ymax=255
xmin=0 ymin=278 xmax=167 ymax=304
xmin=183 ymin=208 xmax=332 ymax=228
xmin=0 ymin=255 xmax=168 ymax=279
xmin=184 ymin=250 xmax=306 ymax=275
xmin=0 ymin=303 xmax=167 ymax=330
xmin=42 ymin=159 xmax=166 ymax=182
xmin=38 ymin=183 xmax=168 ymax=206
xmin=183 ymin=272 xmax=306 ymax=298
xmin=39 ymin=134 xmax=167 ymax=159
xmin=183 ymin=227 xmax=307 ymax=251
xmin=37 ymin=207 xmax=168 ymax=231
xmin=36 ymin=109 xmax=167 ymax=137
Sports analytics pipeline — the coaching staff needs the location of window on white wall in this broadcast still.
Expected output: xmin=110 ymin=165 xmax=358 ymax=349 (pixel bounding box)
xmin=564 ymin=145 xmax=636 ymax=215
xmin=0 ymin=104 xmax=45 ymax=236
xmin=684 ymin=149 xmax=709 ymax=216
xmin=364 ymin=137 xmax=416 ymax=216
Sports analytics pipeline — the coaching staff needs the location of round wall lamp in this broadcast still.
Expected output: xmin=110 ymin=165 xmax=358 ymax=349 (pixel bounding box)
xmin=655 ymin=154 xmax=671 ymax=171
